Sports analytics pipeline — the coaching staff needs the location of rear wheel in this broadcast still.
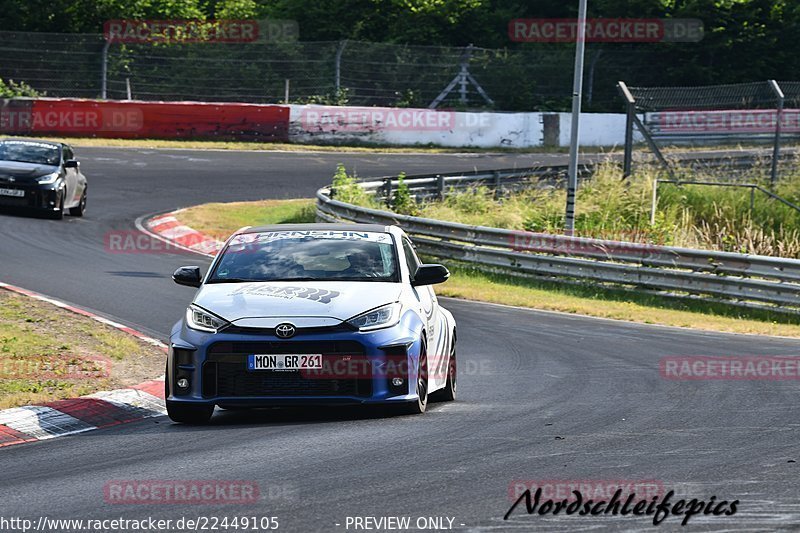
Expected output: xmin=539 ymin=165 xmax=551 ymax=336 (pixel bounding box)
xmin=68 ymin=191 xmax=86 ymax=217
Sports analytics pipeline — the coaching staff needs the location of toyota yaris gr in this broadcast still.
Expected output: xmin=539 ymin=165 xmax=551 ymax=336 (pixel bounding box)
xmin=166 ymin=223 xmax=457 ymax=424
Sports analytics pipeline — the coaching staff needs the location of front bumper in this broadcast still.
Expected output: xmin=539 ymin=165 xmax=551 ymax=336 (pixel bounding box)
xmin=167 ymin=320 xmax=423 ymax=407
xmin=0 ymin=181 xmax=62 ymax=211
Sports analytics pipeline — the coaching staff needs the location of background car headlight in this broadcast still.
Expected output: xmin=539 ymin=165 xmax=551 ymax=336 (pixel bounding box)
xmin=186 ymin=305 xmax=230 ymax=333
xmin=35 ymin=172 xmax=60 ymax=185
xmin=347 ymin=303 xmax=402 ymax=331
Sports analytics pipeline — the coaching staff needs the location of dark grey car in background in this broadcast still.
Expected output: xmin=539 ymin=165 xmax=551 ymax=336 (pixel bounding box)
xmin=0 ymin=139 xmax=87 ymax=219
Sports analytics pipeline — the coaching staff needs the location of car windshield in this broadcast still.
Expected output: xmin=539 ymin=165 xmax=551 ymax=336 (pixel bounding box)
xmin=208 ymin=230 xmax=399 ymax=283
xmin=0 ymin=141 xmax=61 ymax=165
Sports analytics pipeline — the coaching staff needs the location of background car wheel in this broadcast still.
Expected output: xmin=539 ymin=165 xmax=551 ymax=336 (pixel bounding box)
xmin=166 ymin=401 xmax=214 ymax=424
xmin=398 ymin=345 xmax=428 ymax=415
xmin=431 ymin=340 xmax=456 ymax=402
xmin=68 ymin=191 xmax=86 ymax=217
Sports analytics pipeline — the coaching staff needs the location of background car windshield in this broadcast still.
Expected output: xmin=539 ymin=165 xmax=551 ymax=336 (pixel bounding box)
xmin=209 ymin=231 xmax=399 ymax=282
xmin=0 ymin=141 xmax=60 ymax=165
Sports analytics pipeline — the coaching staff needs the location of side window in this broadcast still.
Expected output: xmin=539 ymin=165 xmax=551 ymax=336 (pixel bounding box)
xmin=402 ymin=238 xmax=421 ymax=279
xmin=63 ymin=147 xmax=73 ymax=162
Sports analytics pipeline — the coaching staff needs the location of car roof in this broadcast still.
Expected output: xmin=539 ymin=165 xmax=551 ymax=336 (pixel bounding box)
xmin=242 ymin=223 xmax=392 ymax=234
xmin=0 ymin=138 xmax=64 ymax=148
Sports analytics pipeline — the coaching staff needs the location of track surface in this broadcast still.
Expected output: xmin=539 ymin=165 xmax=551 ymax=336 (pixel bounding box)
xmin=1 ymin=147 xmax=800 ymax=531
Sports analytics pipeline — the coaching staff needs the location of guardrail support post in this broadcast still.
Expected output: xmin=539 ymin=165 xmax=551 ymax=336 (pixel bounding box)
xmin=383 ymin=178 xmax=393 ymax=206
xmin=436 ymin=175 xmax=444 ymax=201
xmin=768 ymin=80 xmax=785 ymax=184
xmin=493 ymin=171 xmax=501 ymax=198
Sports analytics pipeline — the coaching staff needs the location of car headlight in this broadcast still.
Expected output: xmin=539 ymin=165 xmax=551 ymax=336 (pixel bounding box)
xmin=36 ymin=172 xmax=60 ymax=185
xmin=186 ymin=304 xmax=230 ymax=333
xmin=346 ymin=303 xmax=402 ymax=331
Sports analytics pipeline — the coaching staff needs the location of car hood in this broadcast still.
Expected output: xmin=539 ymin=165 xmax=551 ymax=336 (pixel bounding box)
xmin=193 ymin=281 xmax=403 ymax=328
xmin=0 ymin=161 xmax=59 ymax=180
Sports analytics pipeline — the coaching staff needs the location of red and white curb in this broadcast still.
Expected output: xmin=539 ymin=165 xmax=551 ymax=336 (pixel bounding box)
xmin=0 ymin=282 xmax=169 ymax=448
xmin=145 ymin=210 xmax=223 ymax=256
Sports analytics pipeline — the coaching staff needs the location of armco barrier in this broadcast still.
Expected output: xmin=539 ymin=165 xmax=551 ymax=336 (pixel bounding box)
xmin=316 ymin=164 xmax=800 ymax=312
xmin=0 ymin=98 xmax=289 ymax=141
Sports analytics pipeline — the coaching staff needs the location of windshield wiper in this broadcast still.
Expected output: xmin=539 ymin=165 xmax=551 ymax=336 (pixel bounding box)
xmin=206 ymin=278 xmax=254 ymax=284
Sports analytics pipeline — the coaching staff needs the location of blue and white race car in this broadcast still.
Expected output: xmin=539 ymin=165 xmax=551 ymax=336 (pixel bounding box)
xmin=166 ymin=223 xmax=457 ymax=424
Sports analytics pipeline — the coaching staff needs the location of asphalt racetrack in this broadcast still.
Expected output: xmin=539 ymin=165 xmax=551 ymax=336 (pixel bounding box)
xmin=1 ymin=147 xmax=800 ymax=532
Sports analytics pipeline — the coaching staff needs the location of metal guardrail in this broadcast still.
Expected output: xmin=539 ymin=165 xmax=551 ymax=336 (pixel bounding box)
xmin=316 ymin=157 xmax=800 ymax=311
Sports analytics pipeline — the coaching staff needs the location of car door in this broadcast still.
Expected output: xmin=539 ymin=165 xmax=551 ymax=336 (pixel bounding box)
xmin=402 ymin=237 xmax=446 ymax=387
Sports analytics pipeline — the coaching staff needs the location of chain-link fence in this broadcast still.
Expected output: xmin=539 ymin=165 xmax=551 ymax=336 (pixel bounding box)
xmin=618 ymin=80 xmax=800 ymax=181
xmin=0 ymin=30 xmax=676 ymax=112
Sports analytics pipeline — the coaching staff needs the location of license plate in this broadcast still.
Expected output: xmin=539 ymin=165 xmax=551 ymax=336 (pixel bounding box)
xmin=247 ymin=354 xmax=323 ymax=371
xmin=0 ymin=188 xmax=24 ymax=197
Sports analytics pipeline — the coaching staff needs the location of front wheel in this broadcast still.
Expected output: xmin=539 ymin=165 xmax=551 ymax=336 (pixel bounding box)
xmin=68 ymin=191 xmax=86 ymax=217
xmin=166 ymin=401 xmax=214 ymax=424
xmin=48 ymin=190 xmax=64 ymax=220
xmin=431 ymin=340 xmax=456 ymax=402
xmin=397 ymin=347 xmax=428 ymax=415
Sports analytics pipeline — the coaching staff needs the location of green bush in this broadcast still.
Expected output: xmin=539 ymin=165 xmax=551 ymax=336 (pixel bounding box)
xmin=391 ymin=172 xmax=417 ymax=215
xmin=0 ymin=78 xmax=41 ymax=98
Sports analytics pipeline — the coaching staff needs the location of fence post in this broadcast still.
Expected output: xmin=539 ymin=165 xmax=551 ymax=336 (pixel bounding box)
xmin=650 ymin=179 xmax=658 ymax=225
xmin=768 ymin=80 xmax=785 ymax=184
xmin=618 ymin=81 xmax=635 ymax=178
xmin=100 ymin=40 xmax=110 ymax=99
xmin=335 ymin=40 xmax=347 ymax=93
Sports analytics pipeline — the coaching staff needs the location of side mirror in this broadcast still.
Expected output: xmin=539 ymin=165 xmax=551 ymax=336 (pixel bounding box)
xmin=411 ymin=264 xmax=450 ymax=287
xmin=173 ymin=266 xmax=202 ymax=288
xmin=64 ymin=159 xmax=79 ymax=168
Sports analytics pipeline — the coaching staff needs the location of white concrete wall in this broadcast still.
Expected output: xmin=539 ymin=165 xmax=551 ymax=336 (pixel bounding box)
xmin=288 ymin=104 xmax=634 ymax=148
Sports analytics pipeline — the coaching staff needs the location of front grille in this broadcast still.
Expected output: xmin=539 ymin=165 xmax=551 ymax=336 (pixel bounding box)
xmin=222 ymin=323 xmax=354 ymax=335
xmin=203 ymin=341 xmax=371 ymax=398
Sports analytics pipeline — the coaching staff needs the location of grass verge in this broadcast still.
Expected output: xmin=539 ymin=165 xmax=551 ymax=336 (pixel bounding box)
xmin=172 ymin=198 xmax=800 ymax=338
xmin=0 ymin=290 xmax=165 ymax=409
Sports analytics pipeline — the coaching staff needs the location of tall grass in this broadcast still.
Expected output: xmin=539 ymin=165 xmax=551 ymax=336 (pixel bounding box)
xmin=339 ymin=158 xmax=800 ymax=258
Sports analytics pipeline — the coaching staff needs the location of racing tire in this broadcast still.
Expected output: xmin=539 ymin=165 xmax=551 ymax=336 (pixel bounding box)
xmin=68 ymin=191 xmax=86 ymax=217
xmin=430 ymin=339 xmax=456 ymax=403
xmin=397 ymin=345 xmax=428 ymax=415
xmin=166 ymin=401 xmax=214 ymax=424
